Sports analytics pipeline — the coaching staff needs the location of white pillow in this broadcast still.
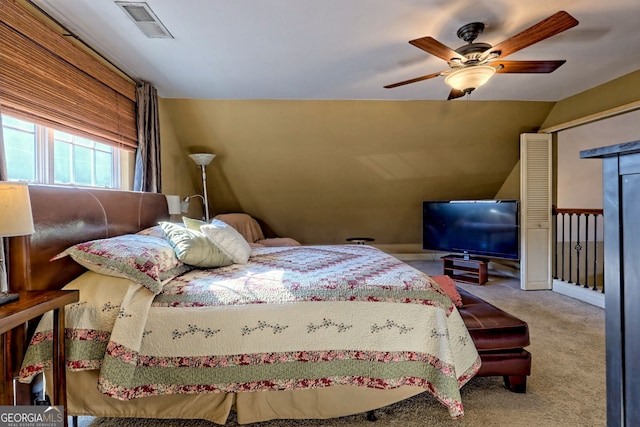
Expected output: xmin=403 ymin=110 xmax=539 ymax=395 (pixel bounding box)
xmin=159 ymin=222 xmax=232 ymax=268
xmin=201 ymin=219 xmax=252 ymax=264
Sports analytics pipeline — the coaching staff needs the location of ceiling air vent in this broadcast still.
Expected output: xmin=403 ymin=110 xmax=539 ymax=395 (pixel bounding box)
xmin=115 ymin=2 xmax=173 ymax=39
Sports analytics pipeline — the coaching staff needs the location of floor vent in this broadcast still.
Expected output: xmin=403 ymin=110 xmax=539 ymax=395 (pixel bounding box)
xmin=116 ymin=2 xmax=173 ymax=39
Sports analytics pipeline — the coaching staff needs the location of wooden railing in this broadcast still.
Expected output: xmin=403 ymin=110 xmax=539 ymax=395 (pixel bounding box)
xmin=552 ymin=207 xmax=604 ymax=293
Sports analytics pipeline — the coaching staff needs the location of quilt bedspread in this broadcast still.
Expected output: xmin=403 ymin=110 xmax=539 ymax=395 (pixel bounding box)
xmin=20 ymin=245 xmax=480 ymax=418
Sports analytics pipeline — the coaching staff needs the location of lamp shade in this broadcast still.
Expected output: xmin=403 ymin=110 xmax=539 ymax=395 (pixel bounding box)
xmin=180 ymin=199 xmax=190 ymax=213
xmin=0 ymin=182 xmax=35 ymax=237
xmin=165 ymin=195 xmax=182 ymax=215
xmin=444 ymin=66 xmax=496 ymax=92
xmin=189 ymin=153 xmax=216 ymax=166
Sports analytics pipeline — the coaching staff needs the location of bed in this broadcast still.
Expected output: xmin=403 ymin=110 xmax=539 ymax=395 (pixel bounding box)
xmin=9 ymin=184 xmax=480 ymax=424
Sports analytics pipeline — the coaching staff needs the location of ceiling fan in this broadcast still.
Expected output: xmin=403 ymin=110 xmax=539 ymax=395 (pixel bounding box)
xmin=384 ymin=11 xmax=579 ymax=100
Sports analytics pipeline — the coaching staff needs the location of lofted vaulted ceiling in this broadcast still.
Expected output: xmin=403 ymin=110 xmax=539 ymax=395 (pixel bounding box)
xmin=29 ymin=0 xmax=640 ymax=101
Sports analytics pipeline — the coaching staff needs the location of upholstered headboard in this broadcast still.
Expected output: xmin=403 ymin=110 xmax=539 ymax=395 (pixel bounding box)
xmin=7 ymin=185 xmax=169 ymax=292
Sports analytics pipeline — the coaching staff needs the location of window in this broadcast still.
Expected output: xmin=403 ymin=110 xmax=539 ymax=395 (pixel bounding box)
xmin=2 ymin=114 xmax=121 ymax=188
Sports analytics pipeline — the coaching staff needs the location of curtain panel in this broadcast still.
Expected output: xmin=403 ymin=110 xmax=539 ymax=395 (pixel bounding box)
xmin=134 ymin=82 xmax=161 ymax=193
xmin=0 ymin=0 xmax=137 ymax=151
xmin=0 ymin=104 xmax=6 ymax=181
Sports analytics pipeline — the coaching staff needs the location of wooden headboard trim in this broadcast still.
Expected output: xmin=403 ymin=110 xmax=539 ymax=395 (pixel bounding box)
xmin=7 ymin=185 xmax=169 ymax=292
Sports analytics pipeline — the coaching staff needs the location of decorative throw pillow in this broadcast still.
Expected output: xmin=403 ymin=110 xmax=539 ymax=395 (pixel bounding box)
xmin=136 ymin=225 xmax=166 ymax=239
xmin=52 ymin=234 xmax=192 ymax=294
xmin=256 ymin=237 xmax=302 ymax=247
xmin=201 ymin=219 xmax=252 ymax=264
xmin=183 ymin=216 xmax=207 ymax=231
xmin=430 ymin=275 xmax=463 ymax=307
xmin=159 ymin=222 xmax=232 ymax=268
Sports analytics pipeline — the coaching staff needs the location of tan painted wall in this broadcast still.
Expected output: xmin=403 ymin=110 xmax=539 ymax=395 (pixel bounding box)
xmin=494 ymin=161 xmax=520 ymax=200
xmin=158 ymin=99 xmax=201 ymax=219
xmin=159 ymin=99 xmax=553 ymax=245
xmin=540 ymin=70 xmax=640 ymax=130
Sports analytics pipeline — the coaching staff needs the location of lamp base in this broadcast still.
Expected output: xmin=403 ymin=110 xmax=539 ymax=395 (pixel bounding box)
xmin=0 ymin=291 xmax=19 ymax=306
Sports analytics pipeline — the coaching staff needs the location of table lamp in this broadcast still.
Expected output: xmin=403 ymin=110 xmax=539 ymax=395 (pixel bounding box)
xmin=0 ymin=182 xmax=35 ymax=298
xmin=164 ymin=194 xmax=182 ymax=221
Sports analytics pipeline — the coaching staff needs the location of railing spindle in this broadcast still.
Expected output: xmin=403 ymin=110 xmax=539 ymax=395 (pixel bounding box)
xmin=584 ymin=214 xmax=590 ymax=289
xmin=595 ymin=216 xmax=602 ymax=292
xmin=561 ymin=212 xmax=566 ymax=281
xmin=552 ymin=207 xmax=604 ymax=295
xmin=568 ymin=213 xmax=573 ymax=284
xmin=575 ymin=214 xmax=582 ymax=287
xmin=553 ymin=212 xmax=559 ymax=280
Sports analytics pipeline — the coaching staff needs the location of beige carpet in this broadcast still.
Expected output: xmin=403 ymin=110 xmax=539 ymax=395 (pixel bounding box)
xmin=76 ymin=260 xmax=606 ymax=427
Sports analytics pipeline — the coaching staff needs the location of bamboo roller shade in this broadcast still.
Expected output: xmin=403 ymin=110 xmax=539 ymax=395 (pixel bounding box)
xmin=0 ymin=0 xmax=137 ymax=150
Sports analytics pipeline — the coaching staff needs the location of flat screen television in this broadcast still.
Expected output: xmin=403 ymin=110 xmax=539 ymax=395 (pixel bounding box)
xmin=423 ymin=200 xmax=520 ymax=260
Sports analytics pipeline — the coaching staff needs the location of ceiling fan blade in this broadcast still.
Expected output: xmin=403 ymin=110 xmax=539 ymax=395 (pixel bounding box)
xmin=481 ymin=11 xmax=578 ymax=61
xmin=447 ymin=89 xmax=466 ymax=100
xmin=409 ymin=37 xmax=466 ymax=62
xmin=494 ymin=60 xmax=567 ymax=73
xmin=384 ymin=71 xmax=443 ymax=89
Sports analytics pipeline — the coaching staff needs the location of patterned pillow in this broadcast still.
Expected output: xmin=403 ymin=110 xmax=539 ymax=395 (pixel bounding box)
xmin=159 ymin=222 xmax=232 ymax=268
xmin=52 ymin=234 xmax=192 ymax=294
xmin=136 ymin=225 xmax=166 ymax=239
xmin=183 ymin=216 xmax=207 ymax=231
xmin=430 ymin=275 xmax=463 ymax=307
xmin=201 ymin=219 xmax=252 ymax=264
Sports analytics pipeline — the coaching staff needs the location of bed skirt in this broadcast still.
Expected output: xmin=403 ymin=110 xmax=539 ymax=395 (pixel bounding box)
xmin=49 ymin=370 xmax=427 ymax=424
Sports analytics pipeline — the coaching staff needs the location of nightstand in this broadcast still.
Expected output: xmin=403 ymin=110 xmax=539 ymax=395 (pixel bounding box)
xmin=0 ymin=290 xmax=79 ymax=424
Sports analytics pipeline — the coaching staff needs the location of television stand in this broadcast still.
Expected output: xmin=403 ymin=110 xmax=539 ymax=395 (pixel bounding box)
xmin=442 ymin=255 xmax=489 ymax=285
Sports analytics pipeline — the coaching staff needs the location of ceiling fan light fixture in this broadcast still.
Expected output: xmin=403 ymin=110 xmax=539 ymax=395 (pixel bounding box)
xmin=444 ymin=66 xmax=496 ymax=93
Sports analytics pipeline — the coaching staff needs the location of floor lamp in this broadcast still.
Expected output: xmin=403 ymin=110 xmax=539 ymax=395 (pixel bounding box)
xmin=187 ymin=153 xmax=215 ymax=222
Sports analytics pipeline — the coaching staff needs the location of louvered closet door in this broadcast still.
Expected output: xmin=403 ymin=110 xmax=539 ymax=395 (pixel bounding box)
xmin=520 ymin=133 xmax=552 ymax=290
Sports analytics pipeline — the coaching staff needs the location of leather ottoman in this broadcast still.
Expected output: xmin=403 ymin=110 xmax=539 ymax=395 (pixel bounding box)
xmin=457 ymin=288 xmax=531 ymax=392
